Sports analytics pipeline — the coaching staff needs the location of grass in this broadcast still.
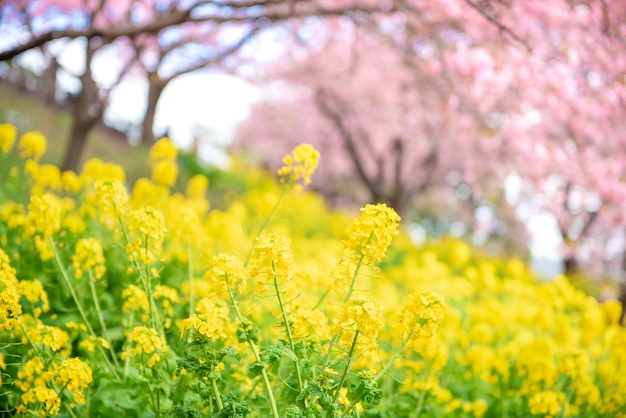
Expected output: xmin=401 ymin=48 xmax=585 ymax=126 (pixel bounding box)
xmin=0 ymin=80 xmax=150 ymax=183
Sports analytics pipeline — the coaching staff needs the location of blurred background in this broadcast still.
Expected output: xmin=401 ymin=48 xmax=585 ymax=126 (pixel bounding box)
xmin=1 ymin=0 xmax=625 ymax=300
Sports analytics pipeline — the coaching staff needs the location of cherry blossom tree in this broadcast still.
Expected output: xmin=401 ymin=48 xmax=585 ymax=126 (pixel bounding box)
xmin=235 ymin=0 xmax=626 ymax=293
xmin=0 ymin=0 xmax=386 ymax=169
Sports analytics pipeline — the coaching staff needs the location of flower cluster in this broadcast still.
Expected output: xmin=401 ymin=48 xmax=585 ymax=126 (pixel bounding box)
xmin=400 ymin=290 xmax=446 ymax=340
xmin=148 ymin=137 xmax=178 ymax=187
xmin=72 ymin=238 xmax=107 ymax=280
xmin=180 ymin=298 xmax=230 ymax=341
xmin=56 ymin=358 xmax=93 ymax=404
xmin=249 ymin=233 xmax=294 ymax=290
xmin=276 ymin=143 xmax=320 ymax=190
xmin=17 ymin=130 xmax=47 ymax=161
xmin=126 ymin=206 xmax=166 ymax=265
xmin=337 ymin=296 xmax=384 ymax=354
xmin=122 ymin=326 xmax=169 ymax=367
xmin=344 ymin=203 xmax=401 ymax=265
xmin=0 ymin=249 xmax=21 ymax=330
xmin=1 ymin=123 xmax=625 ymax=417
xmin=0 ymin=122 xmax=17 ymax=154
xmin=204 ymin=253 xmax=247 ymax=296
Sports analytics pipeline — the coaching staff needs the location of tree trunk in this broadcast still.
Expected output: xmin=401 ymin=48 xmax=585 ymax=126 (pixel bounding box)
xmin=61 ymin=38 xmax=102 ymax=171
xmin=141 ymin=73 xmax=169 ymax=145
xmin=620 ymin=231 xmax=626 ymax=326
xmin=62 ymin=119 xmax=92 ymax=171
xmin=562 ymin=254 xmax=580 ymax=277
xmin=39 ymin=55 xmax=59 ymax=103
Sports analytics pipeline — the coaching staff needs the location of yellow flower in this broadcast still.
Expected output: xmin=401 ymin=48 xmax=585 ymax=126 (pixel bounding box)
xmin=72 ymin=238 xmax=106 ymax=280
xmin=21 ymin=386 xmax=61 ymax=415
xmin=56 ymin=358 xmax=93 ymax=404
xmin=0 ymin=122 xmax=17 ymax=154
xmin=18 ymin=131 xmax=47 ymax=161
xmin=121 ymin=285 xmax=150 ymax=321
xmin=81 ymin=158 xmax=126 ymax=184
xmin=93 ymin=179 xmax=129 ymax=220
xmin=148 ymin=137 xmax=178 ymax=163
xmin=62 ymin=170 xmax=82 ymax=194
xmin=180 ymin=298 xmax=230 ymax=340
xmin=27 ymin=163 xmax=62 ymax=194
xmin=154 ymin=284 xmax=179 ymax=328
xmin=0 ymin=248 xmax=22 ymax=330
xmin=122 ymin=326 xmax=168 ymax=367
xmin=26 ymin=193 xmax=62 ymax=238
xmin=276 ymin=143 xmax=320 ymax=190
xmin=249 ymin=233 xmax=293 ymax=292
xmin=186 ymin=174 xmax=209 ymax=199
xmin=337 ymin=296 xmax=384 ymax=354
xmin=528 ymin=391 xmax=565 ymax=417
xmin=18 ymin=279 xmax=50 ymax=317
xmin=400 ymin=290 xmax=446 ymax=340
xmin=344 ymin=203 xmax=400 ymax=265
xmin=78 ymin=335 xmax=109 ymax=353
xmin=126 ymin=206 xmax=166 ymax=265
xmin=204 ymin=253 xmax=247 ymax=296
xmin=151 ymin=159 xmax=178 ymax=187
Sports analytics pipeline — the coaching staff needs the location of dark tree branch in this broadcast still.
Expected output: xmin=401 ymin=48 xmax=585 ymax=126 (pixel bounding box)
xmin=461 ymin=0 xmax=532 ymax=52
xmin=315 ymin=87 xmax=385 ymax=202
xmin=0 ymin=2 xmax=384 ymax=61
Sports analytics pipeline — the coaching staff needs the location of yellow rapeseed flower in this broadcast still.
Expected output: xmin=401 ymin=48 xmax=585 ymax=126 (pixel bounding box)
xmin=0 ymin=248 xmax=22 ymax=331
xmin=93 ymin=179 xmax=129 ymax=220
xmin=17 ymin=131 xmax=47 ymax=161
xmin=126 ymin=206 xmax=166 ymax=265
xmin=180 ymin=297 xmax=230 ymax=340
xmin=26 ymin=193 xmax=62 ymax=238
xmin=337 ymin=296 xmax=384 ymax=354
xmin=528 ymin=390 xmax=565 ymax=417
xmin=72 ymin=238 xmax=106 ymax=280
xmin=121 ymin=285 xmax=150 ymax=321
xmin=151 ymin=159 xmax=178 ymax=187
xmin=400 ymin=290 xmax=446 ymax=340
xmin=56 ymin=358 xmax=93 ymax=404
xmin=149 ymin=137 xmax=178 ymax=163
xmin=186 ymin=174 xmax=209 ymax=199
xmin=249 ymin=233 xmax=293 ymax=292
xmin=20 ymin=385 xmax=60 ymax=415
xmin=0 ymin=122 xmax=17 ymax=154
xmin=204 ymin=253 xmax=247 ymax=296
xmin=18 ymin=279 xmax=50 ymax=317
xmin=344 ymin=203 xmax=400 ymax=265
xmin=276 ymin=143 xmax=320 ymax=190
xmin=122 ymin=326 xmax=168 ymax=367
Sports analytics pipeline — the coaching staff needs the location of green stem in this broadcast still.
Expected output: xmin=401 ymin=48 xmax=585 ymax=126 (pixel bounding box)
xmin=50 ymin=238 xmax=120 ymax=380
xmin=53 ymin=382 xmax=79 ymax=418
xmin=187 ymin=243 xmax=195 ymax=316
xmin=88 ymin=270 xmax=120 ymax=369
xmin=211 ymin=378 xmax=224 ymax=411
xmin=273 ymin=276 xmax=304 ymax=395
xmin=323 ymin=251 xmax=368 ymax=368
xmin=123 ymin=311 xmax=134 ymax=381
xmin=17 ymin=320 xmax=43 ymax=359
xmin=244 ymin=183 xmax=289 ymax=267
xmin=114 ymin=214 xmax=162 ymax=335
xmin=225 ymin=278 xmax=280 ymax=418
xmin=412 ymin=389 xmax=427 ymax=418
xmin=143 ymin=236 xmax=163 ymax=336
xmin=372 ymin=330 xmax=413 ymax=384
xmin=332 ymin=330 xmax=359 ymax=406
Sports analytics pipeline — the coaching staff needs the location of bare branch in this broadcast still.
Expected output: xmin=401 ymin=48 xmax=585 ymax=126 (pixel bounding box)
xmin=461 ymin=0 xmax=532 ymax=52
xmin=0 ymin=2 xmax=384 ymax=62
